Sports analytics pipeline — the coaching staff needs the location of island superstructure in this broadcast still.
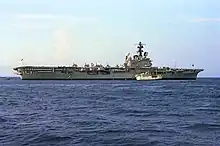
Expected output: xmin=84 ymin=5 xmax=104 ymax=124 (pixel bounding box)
xmin=13 ymin=42 xmax=204 ymax=80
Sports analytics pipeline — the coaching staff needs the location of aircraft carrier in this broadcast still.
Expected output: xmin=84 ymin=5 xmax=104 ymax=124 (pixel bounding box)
xmin=13 ymin=42 xmax=204 ymax=80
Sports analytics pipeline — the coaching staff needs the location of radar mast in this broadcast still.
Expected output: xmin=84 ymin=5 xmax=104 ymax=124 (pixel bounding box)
xmin=134 ymin=42 xmax=146 ymax=57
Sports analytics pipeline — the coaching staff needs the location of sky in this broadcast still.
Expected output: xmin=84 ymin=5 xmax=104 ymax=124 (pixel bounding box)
xmin=0 ymin=0 xmax=219 ymax=77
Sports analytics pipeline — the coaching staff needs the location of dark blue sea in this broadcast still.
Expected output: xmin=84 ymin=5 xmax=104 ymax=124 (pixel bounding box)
xmin=0 ymin=78 xmax=220 ymax=146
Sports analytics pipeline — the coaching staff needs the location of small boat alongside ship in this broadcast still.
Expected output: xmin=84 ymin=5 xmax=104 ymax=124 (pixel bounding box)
xmin=135 ymin=71 xmax=163 ymax=81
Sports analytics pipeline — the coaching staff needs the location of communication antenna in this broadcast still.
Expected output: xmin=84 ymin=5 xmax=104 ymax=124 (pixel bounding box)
xmin=134 ymin=41 xmax=146 ymax=57
xmin=174 ymin=60 xmax=177 ymax=68
xmin=134 ymin=41 xmax=146 ymax=46
xmin=20 ymin=58 xmax=24 ymax=66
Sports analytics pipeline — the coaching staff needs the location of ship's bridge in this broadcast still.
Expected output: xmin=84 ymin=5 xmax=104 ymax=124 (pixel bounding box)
xmin=124 ymin=41 xmax=153 ymax=68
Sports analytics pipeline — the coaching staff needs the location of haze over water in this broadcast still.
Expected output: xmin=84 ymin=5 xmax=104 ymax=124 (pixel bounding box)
xmin=0 ymin=0 xmax=219 ymax=77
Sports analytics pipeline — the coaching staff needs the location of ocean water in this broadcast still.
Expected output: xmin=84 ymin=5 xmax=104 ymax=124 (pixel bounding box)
xmin=0 ymin=78 xmax=220 ymax=146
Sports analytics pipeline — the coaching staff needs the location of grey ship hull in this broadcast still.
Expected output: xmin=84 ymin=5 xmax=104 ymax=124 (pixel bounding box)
xmin=18 ymin=73 xmax=200 ymax=80
xmin=14 ymin=67 xmax=202 ymax=80
xmin=158 ymin=71 xmax=199 ymax=80
xmin=17 ymin=71 xmax=135 ymax=80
